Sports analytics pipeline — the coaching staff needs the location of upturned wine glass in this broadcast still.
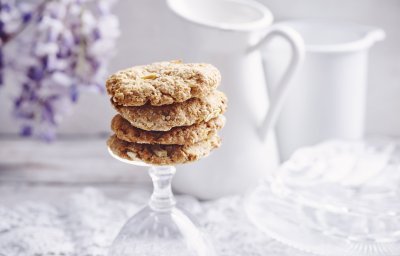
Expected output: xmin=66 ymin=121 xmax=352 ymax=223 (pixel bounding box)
xmin=107 ymin=148 xmax=217 ymax=256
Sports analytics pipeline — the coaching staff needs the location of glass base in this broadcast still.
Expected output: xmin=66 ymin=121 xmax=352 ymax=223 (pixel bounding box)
xmin=109 ymin=206 xmax=216 ymax=256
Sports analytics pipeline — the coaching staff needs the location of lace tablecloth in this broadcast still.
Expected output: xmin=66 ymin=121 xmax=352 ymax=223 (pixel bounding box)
xmin=0 ymin=186 xmax=309 ymax=256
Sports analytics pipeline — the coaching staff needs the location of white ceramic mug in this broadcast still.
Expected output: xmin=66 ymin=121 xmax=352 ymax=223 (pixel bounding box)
xmin=167 ymin=0 xmax=304 ymax=199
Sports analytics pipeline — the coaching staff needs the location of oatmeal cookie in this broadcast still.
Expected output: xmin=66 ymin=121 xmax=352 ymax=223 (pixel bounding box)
xmin=107 ymin=134 xmax=221 ymax=165
xmin=113 ymin=90 xmax=227 ymax=131
xmin=112 ymin=114 xmax=225 ymax=145
xmin=106 ymin=61 xmax=221 ymax=106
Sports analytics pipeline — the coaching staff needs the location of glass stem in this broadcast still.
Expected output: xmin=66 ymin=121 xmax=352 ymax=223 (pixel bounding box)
xmin=148 ymin=166 xmax=177 ymax=212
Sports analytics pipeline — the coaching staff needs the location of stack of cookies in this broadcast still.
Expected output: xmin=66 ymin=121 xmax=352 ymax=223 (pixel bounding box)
xmin=106 ymin=61 xmax=227 ymax=166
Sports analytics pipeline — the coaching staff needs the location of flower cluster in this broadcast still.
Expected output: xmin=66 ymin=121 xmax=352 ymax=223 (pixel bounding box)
xmin=0 ymin=0 xmax=32 ymax=85
xmin=1 ymin=0 xmax=119 ymax=140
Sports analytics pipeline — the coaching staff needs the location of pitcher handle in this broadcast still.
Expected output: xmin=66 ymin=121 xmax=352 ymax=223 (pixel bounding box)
xmin=249 ymin=25 xmax=305 ymax=141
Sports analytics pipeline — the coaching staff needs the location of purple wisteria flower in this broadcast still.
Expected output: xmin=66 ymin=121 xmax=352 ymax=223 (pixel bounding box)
xmin=0 ymin=0 xmax=32 ymax=85
xmin=0 ymin=0 xmax=119 ymax=141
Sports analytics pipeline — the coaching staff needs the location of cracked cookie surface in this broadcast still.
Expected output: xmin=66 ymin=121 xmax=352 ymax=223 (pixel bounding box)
xmin=112 ymin=114 xmax=225 ymax=145
xmin=113 ymin=90 xmax=227 ymax=131
xmin=106 ymin=61 xmax=221 ymax=106
xmin=107 ymin=134 xmax=221 ymax=165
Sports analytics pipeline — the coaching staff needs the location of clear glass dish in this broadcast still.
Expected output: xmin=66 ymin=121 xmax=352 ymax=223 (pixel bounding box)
xmin=245 ymin=140 xmax=400 ymax=256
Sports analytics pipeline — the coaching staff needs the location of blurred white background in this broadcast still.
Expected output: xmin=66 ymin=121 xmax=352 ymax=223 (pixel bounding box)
xmin=1 ymin=1 xmax=399 ymax=253
xmin=1 ymin=0 xmax=399 ymax=138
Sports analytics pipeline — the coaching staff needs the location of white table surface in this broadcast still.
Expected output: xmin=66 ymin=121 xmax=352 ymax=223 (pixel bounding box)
xmin=0 ymin=137 xmax=312 ymax=256
xmin=0 ymin=138 xmax=308 ymax=256
xmin=0 ymin=137 xmax=149 ymax=185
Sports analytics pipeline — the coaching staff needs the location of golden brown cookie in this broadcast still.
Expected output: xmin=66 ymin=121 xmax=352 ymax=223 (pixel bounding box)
xmin=111 ymin=114 xmax=225 ymax=145
xmin=106 ymin=61 xmax=221 ymax=106
xmin=113 ymin=90 xmax=227 ymax=131
xmin=107 ymin=134 xmax=221 ymax=165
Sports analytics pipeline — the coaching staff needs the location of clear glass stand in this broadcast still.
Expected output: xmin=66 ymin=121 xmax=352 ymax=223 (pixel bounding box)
xmin=107 ymin=148 xmax=217 ymax=256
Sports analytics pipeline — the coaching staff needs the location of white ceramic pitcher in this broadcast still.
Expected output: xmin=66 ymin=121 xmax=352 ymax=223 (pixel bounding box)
xmin=263 ymin=20 xmax=385 ymax=160
xmin=167 ymin=0 xmax=304 ymax=199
